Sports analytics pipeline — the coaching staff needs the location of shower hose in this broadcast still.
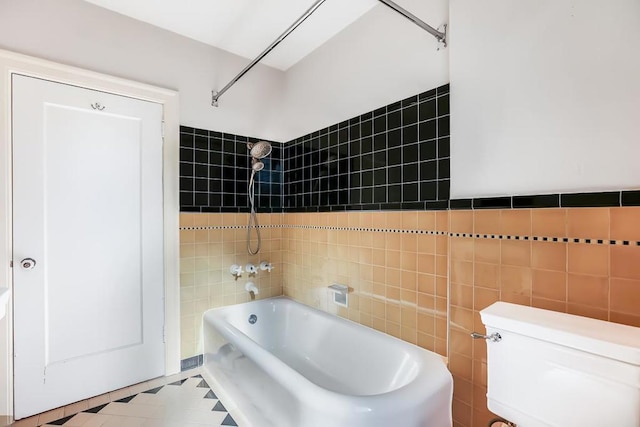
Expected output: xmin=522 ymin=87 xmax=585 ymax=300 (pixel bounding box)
xmin=247 ymin=170 xmax=261 ymax=255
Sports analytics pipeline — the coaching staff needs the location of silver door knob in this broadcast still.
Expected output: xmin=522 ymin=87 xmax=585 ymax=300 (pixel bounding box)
xmin=20 ymin=258 xmax=36 ymax=270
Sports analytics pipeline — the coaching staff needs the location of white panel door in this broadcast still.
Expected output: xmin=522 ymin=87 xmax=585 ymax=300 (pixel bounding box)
xmin=12 ymin=75 xmax=165 ymax=418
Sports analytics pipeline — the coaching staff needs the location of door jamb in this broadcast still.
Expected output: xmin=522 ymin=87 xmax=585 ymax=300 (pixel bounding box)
xmin=0 ymin=49 xmax=181 ymax=418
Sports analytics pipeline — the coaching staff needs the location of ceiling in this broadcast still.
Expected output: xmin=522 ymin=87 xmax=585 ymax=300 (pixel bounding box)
xmin=83 ymin=0 xmax=379 ymax=70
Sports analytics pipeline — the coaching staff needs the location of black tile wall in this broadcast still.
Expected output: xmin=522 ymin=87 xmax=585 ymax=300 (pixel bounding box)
xmin=283 ymin=84 xmax=451 ymax=212
xmin=179 ymin=82 xmax=636 ymax=214
xmin=179 ymin=127 xmax=283 ymax=213
xmin=450 ymin=190 xmax=640 ymax=210
xmin=512 ymin=194 xmax=560 ymax=209
xmin=560 ymin=192 xmax=620 ymax=207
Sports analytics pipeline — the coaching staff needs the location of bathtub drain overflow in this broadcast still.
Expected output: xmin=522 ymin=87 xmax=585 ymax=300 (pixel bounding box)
xmin=248 ymin=314 xmax=257 ymax=324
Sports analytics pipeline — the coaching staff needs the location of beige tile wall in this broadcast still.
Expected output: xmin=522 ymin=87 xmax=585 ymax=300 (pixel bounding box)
xmin=178 ymin=210 xmax=450 ymax=360
xmin=448 ymin=207 xmax=640 ymax=427
xmin=280 ymin=211 xmax=450 ymax=357
xmin=178 ymin=207 xmax=640 ymax=427
xmin=179 ymin=213 xmax=283 ymax=358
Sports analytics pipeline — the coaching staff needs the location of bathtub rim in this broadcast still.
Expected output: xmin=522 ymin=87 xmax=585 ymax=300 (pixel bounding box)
xmin=203 ymin=296 xmax=452 ymax=413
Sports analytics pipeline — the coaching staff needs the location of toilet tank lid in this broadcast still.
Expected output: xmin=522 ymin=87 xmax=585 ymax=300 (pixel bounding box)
xmin=480 ymin=302 xmax=640 ymax=365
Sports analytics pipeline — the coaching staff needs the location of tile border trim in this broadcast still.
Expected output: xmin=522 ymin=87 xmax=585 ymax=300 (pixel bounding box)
xmin=449 ymin=232 xmax=640 ymax=246
xmin=180 ymin=224 xmax=448 ymax=236
xmin=450 ymin=190 xmax=640 ymax=210
xmin=181 ymin=189 xmax=640 ymax=213
xmin=180 ymin=225 xmax=282 ymax=231
xmin=179 ymin=225 xmax=640 ymax=246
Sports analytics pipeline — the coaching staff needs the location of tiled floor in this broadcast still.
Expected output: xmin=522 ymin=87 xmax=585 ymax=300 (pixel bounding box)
xmin=10 ymin=369 xmax=241 ymax=427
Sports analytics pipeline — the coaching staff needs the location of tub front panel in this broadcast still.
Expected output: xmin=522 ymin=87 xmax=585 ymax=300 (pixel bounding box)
xmin=203 ymin=317 xmax=299 ymax=426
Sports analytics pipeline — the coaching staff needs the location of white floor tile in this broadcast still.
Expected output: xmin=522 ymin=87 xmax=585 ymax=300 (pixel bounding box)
xmin=10 ymin=416 xmax=38 ymax=427
xmin=63 ymin=400 xmax=90 ymax=417
xmin=139 ymin=420 xmax=212 ymax=427
xmin=61 ymin=412 xmax=94 ymax=426
xmin=153 ymin=388 xmax=210 ymax=407
xmin=127 ymin=394 xmax=164 ymax=407
xmin=36 ymin=408 xmax=65 ymax=426
xmin=144 ymin=377 xmax=168 ymax=390
xmin=87 ymin=393 xmax=112 ymax=410
xmin=76 ymin=413 xmax=111 ymax=427
xmin=100 ymin=416 xmax=147 ymax=427
xmin=99 ymin=403 xmax=158 ymax=418
xmin=23 ymin=368 xmax=242 ymax=427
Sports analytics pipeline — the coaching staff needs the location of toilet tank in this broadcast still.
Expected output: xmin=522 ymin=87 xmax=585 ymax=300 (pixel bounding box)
xmin=480 ymin=302 xmax=640 ymax=427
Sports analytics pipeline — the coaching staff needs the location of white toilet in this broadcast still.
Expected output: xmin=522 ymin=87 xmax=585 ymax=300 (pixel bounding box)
xmin=479 ymin=302 xmax=640 ymax=427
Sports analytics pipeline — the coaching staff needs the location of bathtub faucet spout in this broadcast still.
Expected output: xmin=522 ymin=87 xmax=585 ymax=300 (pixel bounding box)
xmin=245 ymin=282 xmax=259 ymax=300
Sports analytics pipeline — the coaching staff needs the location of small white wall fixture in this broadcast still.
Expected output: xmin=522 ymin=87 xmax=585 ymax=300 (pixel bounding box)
xmin=0 ymin=48 xmax=181 ymax=418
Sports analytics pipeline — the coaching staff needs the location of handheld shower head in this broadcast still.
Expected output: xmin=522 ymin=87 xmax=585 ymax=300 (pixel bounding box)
xmin=246 ymin=140 xmax=271 ymax=256
xmin=248 ymin=141 xmax=272 ymax=159
xmin=251 ymin=158 xmax=264 ymax=172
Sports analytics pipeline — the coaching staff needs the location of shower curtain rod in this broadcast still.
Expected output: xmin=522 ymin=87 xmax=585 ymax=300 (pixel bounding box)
xmin=212 ymin=0 xmax=447 ymax=107
xmin=377 ymin=0 xmax=446 ymax=45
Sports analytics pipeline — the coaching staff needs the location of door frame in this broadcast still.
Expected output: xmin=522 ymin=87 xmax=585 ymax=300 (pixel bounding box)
xmin=0 ymin=49 xmax=181 ymax=418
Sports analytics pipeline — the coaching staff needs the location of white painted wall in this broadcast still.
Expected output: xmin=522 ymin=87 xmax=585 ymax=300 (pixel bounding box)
xmin=0 ymin=0 xmax=450 ymax=143
xmin=0 ymin=0 xmax=285 ymax=142
xmin=449 ymin=0 xmax=640 ymax=198
xmin=279 ymin=0 xmax=449 ymax=141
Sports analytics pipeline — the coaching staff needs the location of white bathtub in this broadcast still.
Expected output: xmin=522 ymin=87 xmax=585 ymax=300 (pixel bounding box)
xmin=203 ymin=297 xmax=453 ymax=427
